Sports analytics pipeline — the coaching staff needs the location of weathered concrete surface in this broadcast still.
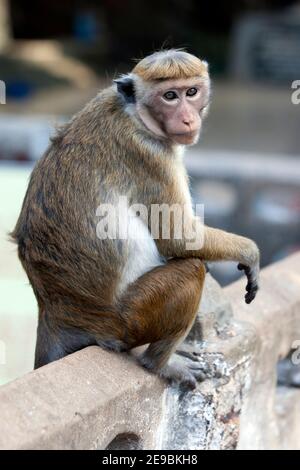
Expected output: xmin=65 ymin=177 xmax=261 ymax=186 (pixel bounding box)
xmin=187 ymin=272 xmax=234 ymax=341
xmin=275 ymin=386 xmax=300 ymax=450
xmin=0 ymin=347 xmax=165 ymax=450
xmin=226 ymin=253 xmax=300 ymax=450
xmin=0 ymin=253 xmax=300 ymax=449
xmin=160 ymin=254 xmax=300 ymax=450
xmin=160 ymin=331 xmax=254 ymax=450
xmin=160 ymin=273 xmax=257 ymax=450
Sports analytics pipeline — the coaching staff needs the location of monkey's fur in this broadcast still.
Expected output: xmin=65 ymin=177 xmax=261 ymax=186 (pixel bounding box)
xmin=12 ymin=50 xmax=259 ymax=389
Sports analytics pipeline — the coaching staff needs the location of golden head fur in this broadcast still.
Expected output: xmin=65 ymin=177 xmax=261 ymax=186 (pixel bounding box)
xmin=132 ymin=49 xmax=208 ymax=81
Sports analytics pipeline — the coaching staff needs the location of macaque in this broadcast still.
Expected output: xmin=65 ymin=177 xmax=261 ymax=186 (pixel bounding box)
xmin=12 ymin=50 xmax=259 ymax=389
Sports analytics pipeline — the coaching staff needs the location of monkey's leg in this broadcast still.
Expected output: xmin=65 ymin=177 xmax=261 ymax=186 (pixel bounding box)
xmin=157 ymin=224 xmax=260 ymax=304
xmin=120 ymin=257 xmax=206 ymax=389
xmin=34 ymin=315 xmax=96 ymax=369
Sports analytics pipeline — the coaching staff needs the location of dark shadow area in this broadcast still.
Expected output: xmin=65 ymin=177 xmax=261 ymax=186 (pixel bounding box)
xmin=277 ymin=351 xmax=300 ymax=388
xmin=105 ymin=433 xmax=142 ymax=450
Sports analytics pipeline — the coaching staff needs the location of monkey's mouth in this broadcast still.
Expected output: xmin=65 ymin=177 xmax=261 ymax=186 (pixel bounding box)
xmin=171 ymin=131 xmax=199 ymax=144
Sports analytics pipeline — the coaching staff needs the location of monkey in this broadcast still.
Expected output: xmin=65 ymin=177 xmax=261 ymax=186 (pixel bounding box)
xmin=11 ymin=50 xmax=259 ymax=390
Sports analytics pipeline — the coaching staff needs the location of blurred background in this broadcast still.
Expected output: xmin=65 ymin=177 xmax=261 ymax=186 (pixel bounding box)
xmin=0 ymin=0 xmax=300 ymax=384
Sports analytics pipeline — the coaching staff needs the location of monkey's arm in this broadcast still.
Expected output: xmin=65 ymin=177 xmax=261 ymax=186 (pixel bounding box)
xmin=201 ymin=226 xmax=259 ymax=265
xmin=201 ymin=226 xmax=259 ymax=303
xmin=157 ymin=222 xmax=260 ymax=304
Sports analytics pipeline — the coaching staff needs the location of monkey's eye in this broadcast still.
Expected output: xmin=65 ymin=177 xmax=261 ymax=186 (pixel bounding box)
xmin=186 ymin=87 xmax=198 ymax=97
xmin=163 ymin=91 xmax=178 ymax=100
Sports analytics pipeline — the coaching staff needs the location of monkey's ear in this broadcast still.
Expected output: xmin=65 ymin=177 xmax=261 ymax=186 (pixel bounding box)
xmin=114 ymin=76 xmax=135 ymax=104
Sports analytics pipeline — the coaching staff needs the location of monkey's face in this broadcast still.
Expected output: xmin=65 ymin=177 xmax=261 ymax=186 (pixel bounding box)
xmin=137 ymin=77 xmax=210 ymax=146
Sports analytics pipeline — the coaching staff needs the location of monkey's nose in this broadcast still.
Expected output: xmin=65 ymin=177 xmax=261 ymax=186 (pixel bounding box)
xmin=183 ymin=118 xmax=194 ymax=127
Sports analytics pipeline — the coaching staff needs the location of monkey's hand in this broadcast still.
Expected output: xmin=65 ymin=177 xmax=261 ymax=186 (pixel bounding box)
xmin=237 ymin=240 xmax=260 ymax=304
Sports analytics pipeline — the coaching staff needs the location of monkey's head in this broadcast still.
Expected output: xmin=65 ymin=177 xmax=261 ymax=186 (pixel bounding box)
xmin=114 ymin=50 xmax=210 ymax=146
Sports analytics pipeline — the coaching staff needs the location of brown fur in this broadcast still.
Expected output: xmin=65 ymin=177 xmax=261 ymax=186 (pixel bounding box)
xmin=12 ymin=50 xmax=259 ymax=388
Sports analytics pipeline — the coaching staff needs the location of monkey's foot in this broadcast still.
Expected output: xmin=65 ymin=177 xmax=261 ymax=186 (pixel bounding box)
xmin=160 ymin=354 xmax=210 ymax=390
xmin=138 ymin=352 xmax=202 ymax=390
xmin=177 ymin=347 xmax=226 ymax=374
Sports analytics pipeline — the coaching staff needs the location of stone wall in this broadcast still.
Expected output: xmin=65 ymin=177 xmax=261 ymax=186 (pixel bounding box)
xmin=0 ymin=253 xmax=300 ymax=450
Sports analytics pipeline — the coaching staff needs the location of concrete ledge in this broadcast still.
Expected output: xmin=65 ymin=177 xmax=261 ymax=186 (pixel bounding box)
xmin=0 ymin=253 xmax=300 ymax=449
xmin=0 ymin=347 xmax=165 ymax=450
xmin=226 ymin=253 xmax=300 ymax=449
